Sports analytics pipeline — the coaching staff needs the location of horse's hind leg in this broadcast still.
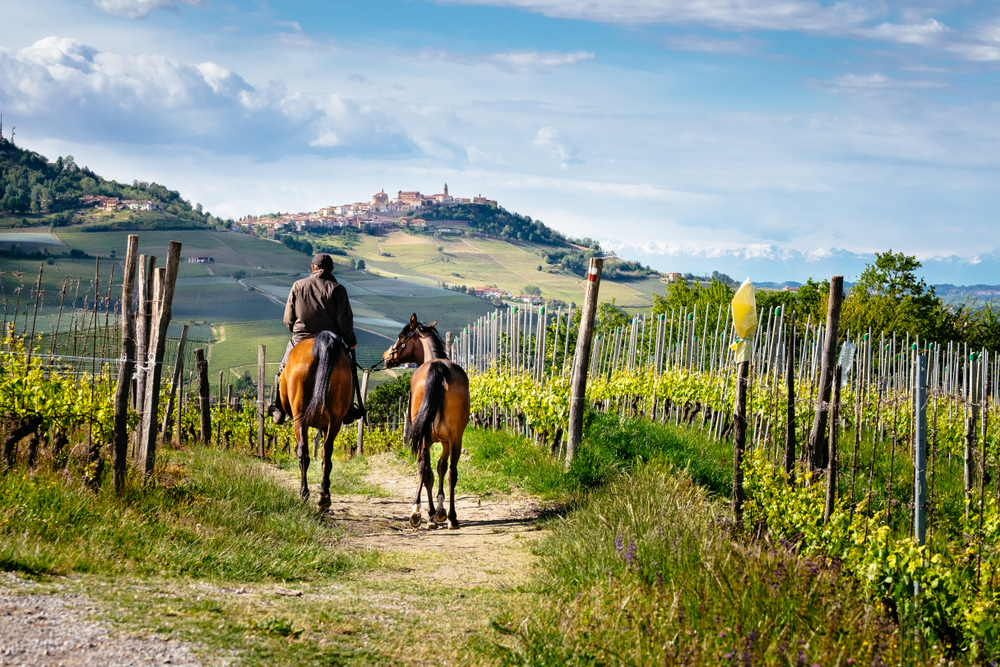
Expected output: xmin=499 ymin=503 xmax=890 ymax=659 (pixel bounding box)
xmin=410 ymin=441 xmax=435 ymax=529
xmin=435 ymin=443 xmax=450 ymax=524
xmin=318 ymin=421 xmax=339 ymax=512
xmin=295 ymin=423 xmax=310 ymax=501
xmin=447 ymin=439 xmax=462 ymax=530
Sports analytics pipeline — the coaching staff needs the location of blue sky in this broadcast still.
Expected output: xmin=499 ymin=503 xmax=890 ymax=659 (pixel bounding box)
xmin=3 ymin=0 xmax=1000 ymax=281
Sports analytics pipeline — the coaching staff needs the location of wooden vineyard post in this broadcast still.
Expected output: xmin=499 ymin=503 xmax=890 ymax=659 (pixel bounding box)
xmin=914 ymin=354 xmax=928 ymax=554
xmin=825 ymin=365 xmax=842 ymax=524
xmin=784 ymin=318 xmax=796 ymax=481
xmin=566 ymin=257 xmax=603 ymax=467
xmin=26 ymin=263 xmax=43 ymax=363
xmin=134 ymin=255 xmax=154 ymax=411
xmin=112 ymin=234 xmax=139 ymax=493
xmin=161 ymin=324 xmax=189 ymax=443
xmin=195 ymin=348 xmax=211 ymax=443
xmin=257 ymin=344 xmax=266 ymax=458
xmin=965 ymin=353 xmax=981 ymax=503
xmin=445 ymin=331 xmax=452 ymax=360
xmin=355 ymin=370 xmax=371 ymax=457
xmin=138 ymin=242 xmax=181 ymax=477
xmin=733 ymin=360 xmax=750 ymax=527
xmin=808 ymin=275 xmax=844 ymax=472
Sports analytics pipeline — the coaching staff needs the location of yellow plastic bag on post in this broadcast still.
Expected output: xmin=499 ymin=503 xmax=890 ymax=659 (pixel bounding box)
xmin=729 ymin=279 xmax=758 ymax=364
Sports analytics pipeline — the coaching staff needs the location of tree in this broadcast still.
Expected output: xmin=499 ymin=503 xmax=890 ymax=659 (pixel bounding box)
xmin=841 ymin=250 xmax=953 ymax=341
xmin=523 ymin=284 xmax=542 ymax=296
xmin=356 ymin=259 xmax=366 ymax=271
xmin=796 ymin=278 xmax=829 ymax=323
xmin=233 ymin=372 xmax=256 ymax=400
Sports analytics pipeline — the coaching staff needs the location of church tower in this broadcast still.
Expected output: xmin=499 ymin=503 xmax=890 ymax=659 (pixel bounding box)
xmin=443 ymin=183 xmax=448 ymax=196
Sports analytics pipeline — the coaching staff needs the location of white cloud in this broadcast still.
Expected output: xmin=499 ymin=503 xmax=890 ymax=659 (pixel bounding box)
xmin=0 ymin=37 xmax=413 ymax=156
xmin=665 ymin=34 xmax=763 ymax=54
xmin=438 ymin=0 xmax=878 ymax=33
xmin=419 ymin=48 xmax=594 ymax=72
xmin=859 ymin=18 xmax=949 ymax=45
xmin=489 ymin=50 xmax=593 ymax=71
xmin=91 ymin=0 xmax=205 ymax=20
xmin=533 ymin=127 xmax=577 ymax=166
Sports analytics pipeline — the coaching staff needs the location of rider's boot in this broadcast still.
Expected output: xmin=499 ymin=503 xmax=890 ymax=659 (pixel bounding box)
xmin=267 ymin=379 xmax=286 ymax=425
xmin=343 ymin=404 xmax=366 ymax=425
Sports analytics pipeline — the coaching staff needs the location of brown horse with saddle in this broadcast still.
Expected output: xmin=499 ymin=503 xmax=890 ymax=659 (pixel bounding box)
xmin=270 ymin=253 xmax=366 ymax=510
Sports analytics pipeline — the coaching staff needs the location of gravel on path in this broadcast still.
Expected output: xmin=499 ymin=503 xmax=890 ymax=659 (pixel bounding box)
xmin=0 ymin=586 xmax=201 ymax=667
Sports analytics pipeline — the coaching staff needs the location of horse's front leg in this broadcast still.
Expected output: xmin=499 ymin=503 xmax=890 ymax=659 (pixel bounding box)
xmin=435 ymin=443 xmax=450 ymax=524
xmin=318 ymin=420 xmax=340 ymax=512
xmin=295 ymin=423 xmax=310 ymax=501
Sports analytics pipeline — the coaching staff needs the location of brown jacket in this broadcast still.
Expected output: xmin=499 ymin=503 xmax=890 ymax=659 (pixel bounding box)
xmin=283 ymin=271 xmax=357 ymax=348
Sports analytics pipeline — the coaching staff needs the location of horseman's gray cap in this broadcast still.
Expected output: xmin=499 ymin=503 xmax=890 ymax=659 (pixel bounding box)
xmin=311 ymin=253 xmax=334 ymax=269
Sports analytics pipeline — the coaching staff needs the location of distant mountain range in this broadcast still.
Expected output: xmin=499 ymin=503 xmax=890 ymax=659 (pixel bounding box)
xmin=608 ymin=243 xmax=1000 ymax=291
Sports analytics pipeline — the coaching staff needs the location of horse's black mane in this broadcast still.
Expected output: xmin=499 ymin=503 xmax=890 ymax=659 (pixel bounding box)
xmin=418 ymin=324 xmax=447 ymax=359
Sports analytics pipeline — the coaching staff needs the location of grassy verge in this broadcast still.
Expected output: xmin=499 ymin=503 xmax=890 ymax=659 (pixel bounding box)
xmin=0 ymin=446 xmax=376 ymax=580
xmin=488 ymin=460 xmax=915 ymax=665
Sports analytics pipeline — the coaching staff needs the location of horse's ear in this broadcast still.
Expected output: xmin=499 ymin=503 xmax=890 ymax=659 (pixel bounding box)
xmin=409 ymin=313 xmax=418 ymax=327
xmin=428 ymin=320 xmax=438 ymax=328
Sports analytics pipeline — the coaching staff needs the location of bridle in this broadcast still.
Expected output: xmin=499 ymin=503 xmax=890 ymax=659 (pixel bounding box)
xmin=386 ymin=325 xmax=424 ymax=367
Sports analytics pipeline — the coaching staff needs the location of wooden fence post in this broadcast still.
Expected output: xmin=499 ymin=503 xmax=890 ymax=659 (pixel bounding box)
xmin=134 ymin=255 xmax=155 ymax=411
xmin=113 ymin=234 xmax=139 ymax=492
xmin=733 ymin=360 xmax=750 ymax=527
xmin=161 ymin=324 xmax=189 ymax=443
xmin=355 ymin=370 xmax=371 ymax=456
xmin=965 ymin=355 xmax=981 ymax=502
xmin=808 ymin=275 xmax=844 ymax=472
xmin=196 ymin=348 xmax=211 ymax=443
xmin=825 ymin=364 xmax=842 ymax=524
xmin=257 ymin=344 xmax=266 ymax=458
xmin=138 ymin=241 xmax=181 ymax=477
xmin=784 ymin=319 xmax=796 ymax=481
xmin=566 ymin=257 xmax=603 ymax=467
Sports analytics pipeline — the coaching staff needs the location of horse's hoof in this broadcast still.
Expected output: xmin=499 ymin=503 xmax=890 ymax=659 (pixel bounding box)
xmin=448 ymin=520 xmax=460 ymax=530
xmin=436 ymin=510 xmax=448 ymax=523
xmin=318 ymin=496 xmax=331 ymax=512
xmin=409 ymin=513 xmax=422 ymax=528
xmin=426 ymin=521 xmax=439 ymax=530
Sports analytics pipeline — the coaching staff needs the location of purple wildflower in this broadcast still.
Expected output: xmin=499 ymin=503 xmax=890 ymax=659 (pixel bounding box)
xmin=625 ymin=538 xmax=637 ymax=568
xmin=615 ymin=535 xmax=624 ymax=554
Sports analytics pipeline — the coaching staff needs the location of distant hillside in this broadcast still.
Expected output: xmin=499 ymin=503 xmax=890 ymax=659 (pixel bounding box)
xmin=412 ymin=203 xmax=566 ymax=246
xmin=0 ymin=136 xmax=213 ymax=229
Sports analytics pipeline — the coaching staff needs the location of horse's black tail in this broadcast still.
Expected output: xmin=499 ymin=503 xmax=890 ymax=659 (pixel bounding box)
xmin=408 ymin=361 xmax=448 ymax=456
xmin=304 ymin=331 xmax=343 ymax=424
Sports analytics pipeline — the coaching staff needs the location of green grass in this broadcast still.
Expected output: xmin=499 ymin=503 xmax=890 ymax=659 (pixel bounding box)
xmin=342 ymin=231 xmax=655 ymax=307
xmin=208 ymin=320 xmax=290 ymax=379
xmin=488 ymin=460 xmax=918 ymax=665
xmin=0 ymin=446 xmax=376 ymax=581
xmin=172 ymin=282 xmax=283 ymax=322
xmin=446 ymin=428 xmax=569 ymax=499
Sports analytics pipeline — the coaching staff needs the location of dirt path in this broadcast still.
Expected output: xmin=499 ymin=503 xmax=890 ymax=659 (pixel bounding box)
xmin=322 ymin=454 xmax=547 ymax=582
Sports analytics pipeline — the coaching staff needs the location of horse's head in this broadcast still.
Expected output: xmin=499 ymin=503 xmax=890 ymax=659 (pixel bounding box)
xmin=383 ymin=314 xmax=440 ymax=367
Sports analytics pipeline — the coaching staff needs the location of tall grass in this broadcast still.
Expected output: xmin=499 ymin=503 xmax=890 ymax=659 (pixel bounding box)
xmin=0 ymin=446 xmax=375 ymax=580
xmin=491 ymin=461 xmax=919 ymax=665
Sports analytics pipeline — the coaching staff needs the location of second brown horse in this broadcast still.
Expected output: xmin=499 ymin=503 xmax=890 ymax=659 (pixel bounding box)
xmin=383 ymin=315 xmax=470 ymax=529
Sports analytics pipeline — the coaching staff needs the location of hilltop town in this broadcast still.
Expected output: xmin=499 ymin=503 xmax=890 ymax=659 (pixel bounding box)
xmin=235 ymin=184 xmax=497 ymax=235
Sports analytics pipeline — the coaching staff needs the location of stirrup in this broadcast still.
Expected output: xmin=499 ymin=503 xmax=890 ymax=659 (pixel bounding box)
xmin=268 ymin=402 xmax=286 ymax=425
xmin=343 ymin=405 xmax=366 ymax=425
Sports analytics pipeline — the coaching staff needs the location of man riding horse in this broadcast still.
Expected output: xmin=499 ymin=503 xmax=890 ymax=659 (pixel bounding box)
xmin=268 ymin=253 xmax=365 ymax=425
